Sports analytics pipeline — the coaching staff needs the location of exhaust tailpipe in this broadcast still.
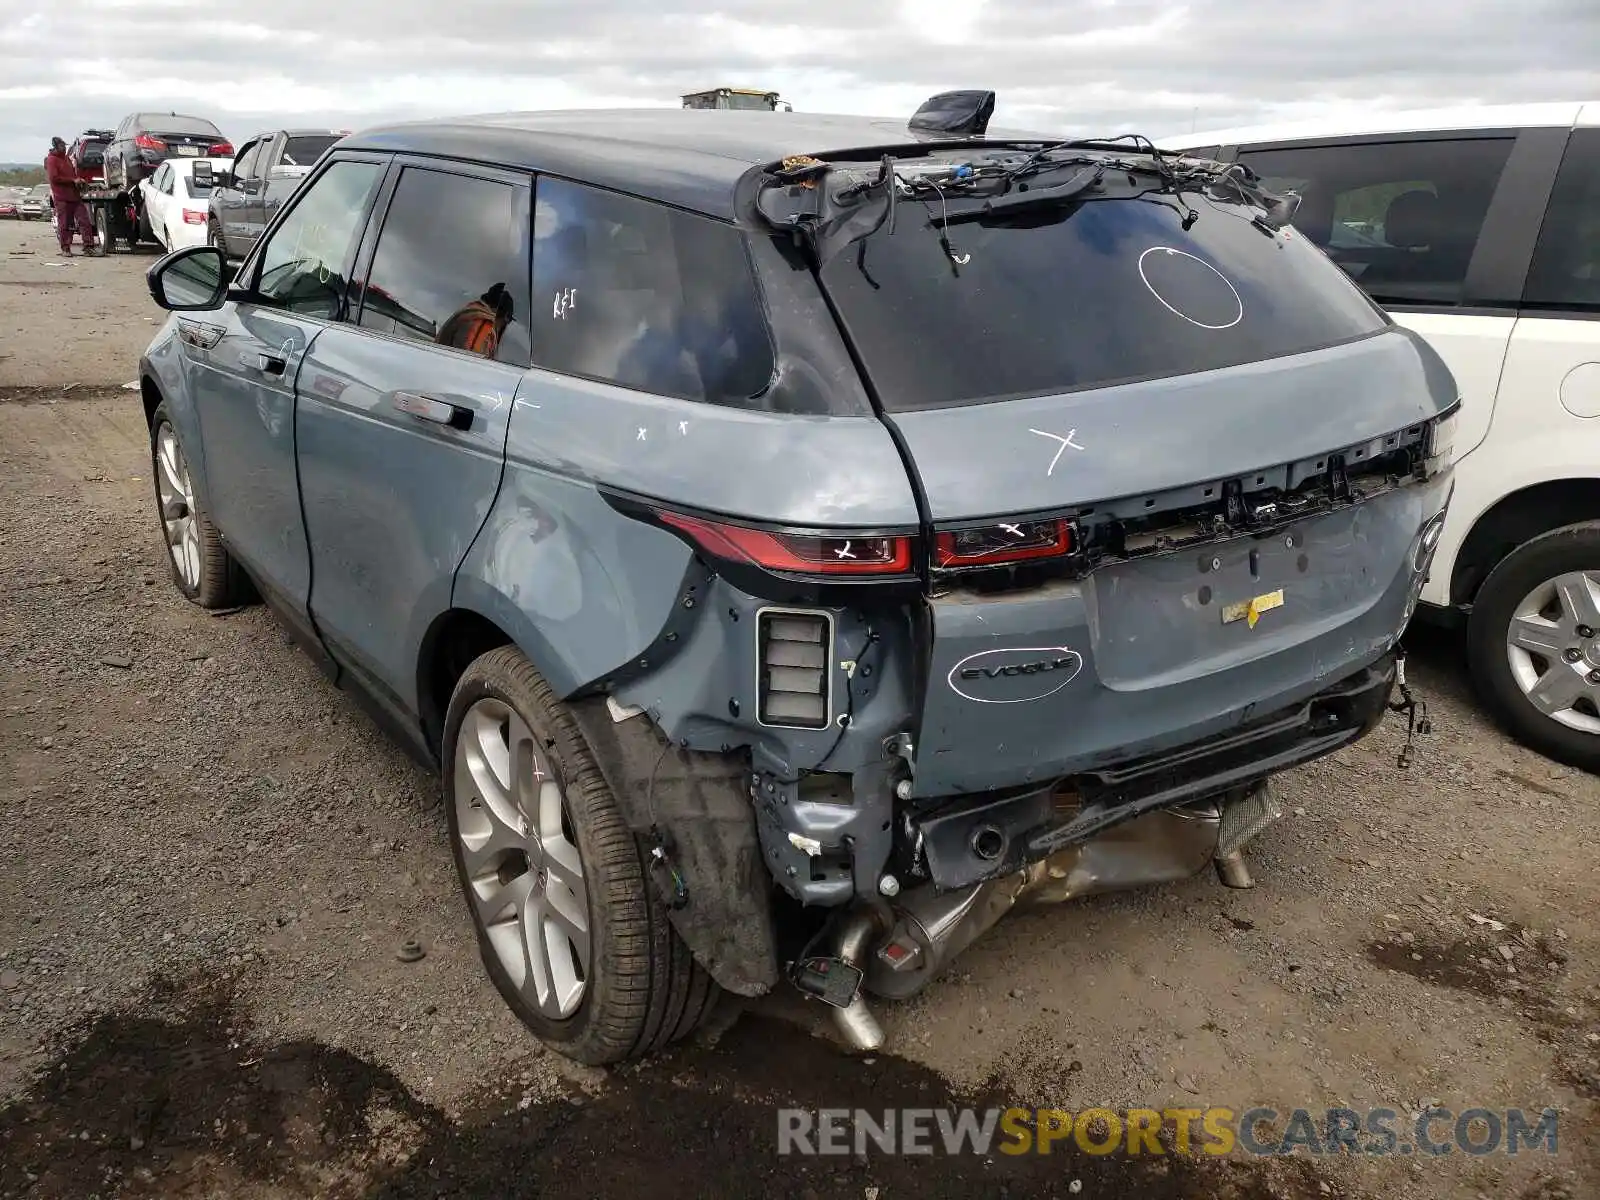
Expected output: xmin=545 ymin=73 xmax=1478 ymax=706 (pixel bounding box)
xmin=830 ymin=911 xmax=885 ymax=1052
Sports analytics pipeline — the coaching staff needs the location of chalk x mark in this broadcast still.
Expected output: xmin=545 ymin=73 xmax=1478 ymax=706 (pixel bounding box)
xmin=1028 ymin=428 xmax=1086 ymax=476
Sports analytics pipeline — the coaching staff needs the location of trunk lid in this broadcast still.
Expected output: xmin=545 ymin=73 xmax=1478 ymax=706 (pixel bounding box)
xmin=813 ymin=179 xmax=1459 ymax=797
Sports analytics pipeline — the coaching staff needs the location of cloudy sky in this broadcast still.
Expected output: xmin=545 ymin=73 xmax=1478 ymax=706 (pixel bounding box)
xmin=2 ymin=0 xmax=1596 ymax=163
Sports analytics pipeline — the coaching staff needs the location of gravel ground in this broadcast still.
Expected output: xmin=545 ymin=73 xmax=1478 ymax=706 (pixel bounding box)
xmin=1 ymin=215 xmax=1597 ymax=1199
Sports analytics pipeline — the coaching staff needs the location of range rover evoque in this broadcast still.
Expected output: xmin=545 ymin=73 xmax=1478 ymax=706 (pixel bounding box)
xmin=138 ymin=91 xmax=1459 ymax=1064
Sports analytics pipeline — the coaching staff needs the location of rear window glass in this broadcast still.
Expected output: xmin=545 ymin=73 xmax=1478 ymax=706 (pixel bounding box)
xmin=1524 ymin=128 xmax=1600 ymax=311
xmin=282 ymin=135 xmax=339 ymax=167
xmin=142 ymin=115 xmax=222 ymax=136
xmin=820 ymin=187 xmax=1387 ymax=410
xmin=530 ymin=177 xmax=775 ymax=406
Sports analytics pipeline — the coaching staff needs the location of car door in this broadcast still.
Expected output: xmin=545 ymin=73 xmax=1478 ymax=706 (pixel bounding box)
xmin=218 ymin=140 xmax=261 ymax=254
xmin=185 ymin=154 xmax=389 ymax=642
xmin=294 ymin=159 xmax=531 ymax=723
xmin=145 ymin=163 xmax=173 ymax=246
xmin=1497 ymin=126 xmax=1600 ymax=494
xmin=241 ymin=134 xmax=278 ymax=250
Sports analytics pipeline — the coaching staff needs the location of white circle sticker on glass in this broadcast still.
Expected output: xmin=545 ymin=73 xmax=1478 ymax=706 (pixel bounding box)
xmin=1137 ymin=246 xmax=1244 ymax=330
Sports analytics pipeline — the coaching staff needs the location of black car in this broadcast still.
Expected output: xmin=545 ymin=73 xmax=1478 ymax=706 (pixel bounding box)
xmin=104 ymin=112 xmax=233 ymax=192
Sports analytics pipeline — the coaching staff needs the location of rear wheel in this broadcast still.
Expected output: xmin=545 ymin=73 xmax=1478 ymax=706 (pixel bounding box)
xmin=443 ymin=646 xmax=721 ymax=1064
xmin=1467 ymin=521 xmax=1600 ymax=773
xmin=93 ymin=206 xmax=111 ymax=253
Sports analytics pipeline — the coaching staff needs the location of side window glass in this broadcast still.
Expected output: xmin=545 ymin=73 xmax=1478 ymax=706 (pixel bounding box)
xmin=1237 ymin=138 xmax=1514 ymax=305
xmin=530 ymin=177 xmax=775 ymax=405
xmin=357 ymin=167 xmax=531 ymax=367
xmin=233 ymin=143 xmax=260 ymax=182
xmin=1524 ymin=129 xmax=1600 ymax=310
xmin=253 ymin=160 xmax=383 ymax=319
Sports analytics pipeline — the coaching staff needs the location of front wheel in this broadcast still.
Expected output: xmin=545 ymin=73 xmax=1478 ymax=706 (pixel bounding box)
xmin=1467 ymin=521 xmax=1600 ymax=773
xmin=206 ymin=218 xmax=224 ymax=255
xmin=149 ymin=402 xmax=249 ymax=608
xmin=93 ymin=206 xmax=111 ymax=253
xmin=443 ymin=646 xmax=722 ymax=1065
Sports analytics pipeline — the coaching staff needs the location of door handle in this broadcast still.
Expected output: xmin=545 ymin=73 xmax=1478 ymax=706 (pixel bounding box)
xmin=393 ymin=391 xmax=472 ymax=430
xmin=239 ymin=351 xmax=286 ymax=375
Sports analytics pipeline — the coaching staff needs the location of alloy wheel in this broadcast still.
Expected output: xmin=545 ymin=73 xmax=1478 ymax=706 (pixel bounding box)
xmin=154 ymin=422 xmax=201 ymax=590
xmin=453 ymin=697 xmax=591 ymax=1019
xmin=1504 ymin=570 xmax=1600 ymax=734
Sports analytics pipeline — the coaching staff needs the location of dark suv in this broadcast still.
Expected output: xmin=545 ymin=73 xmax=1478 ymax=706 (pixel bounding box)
xmin=105 ymin=112 xmax=232 ymax=191
xmin=139 ymin=98 xmax=1459 ymax=1065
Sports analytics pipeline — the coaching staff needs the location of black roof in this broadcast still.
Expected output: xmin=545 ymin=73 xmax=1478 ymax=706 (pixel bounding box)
xmin=339 ymin=109 xmax=1051 ymax=220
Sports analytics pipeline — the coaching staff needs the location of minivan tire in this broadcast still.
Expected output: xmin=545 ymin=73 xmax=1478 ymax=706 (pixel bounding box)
xmin=148 ymin=402 xmax=249 ymax=608
xmin=442 ymin=646 xmax=722 ymax=1064
xmin=1466 ymin=521 xmax=1600 ymax=773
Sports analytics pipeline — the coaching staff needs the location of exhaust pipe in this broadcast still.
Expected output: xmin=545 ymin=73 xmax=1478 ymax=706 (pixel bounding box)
xmin=831 ymin=911 xmax=886 ymax=1052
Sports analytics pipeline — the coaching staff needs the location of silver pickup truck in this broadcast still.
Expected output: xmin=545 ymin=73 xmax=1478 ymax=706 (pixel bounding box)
xmin=205 ymin=128 xmax=344 ymax=260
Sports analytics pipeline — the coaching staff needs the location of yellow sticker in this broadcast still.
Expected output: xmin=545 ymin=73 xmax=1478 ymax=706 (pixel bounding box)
xmin=1222 ymin=588 xmax=1285 ymax=628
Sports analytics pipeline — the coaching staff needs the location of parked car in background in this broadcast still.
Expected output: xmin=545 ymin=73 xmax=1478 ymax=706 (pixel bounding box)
xmin=140 ymin=156 xmax=232 ymax=251
xmin=1164 ymin=100 xmax=1600 ymax=770
xmin=19 ymin=193 xmax=44 ymax=219
xmin=207 ymin=128 xmax=344 ymax=259
xmin=69 ymin=129 xmax=115 ymax=186
xmin=139 ymin=101 xmax=1456 ymax=1065
xmin=104 ymin=112 xmax=232 ymax=192
xmin=0 ymin=200 xmax=17 ymax=219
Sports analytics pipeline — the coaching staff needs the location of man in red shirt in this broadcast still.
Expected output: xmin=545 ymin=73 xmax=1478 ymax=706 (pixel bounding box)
xmin=44 ymin=137 xmax=97 ymax=256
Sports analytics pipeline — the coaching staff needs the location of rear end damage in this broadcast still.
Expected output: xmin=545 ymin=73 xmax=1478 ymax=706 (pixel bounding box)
xmin=587 ymin=138 xmax=1460 ymax=1046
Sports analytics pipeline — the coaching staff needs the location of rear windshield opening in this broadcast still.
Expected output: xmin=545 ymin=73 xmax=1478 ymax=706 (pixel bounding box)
xmin=819 ymin=187 xmax=1388 ymax=411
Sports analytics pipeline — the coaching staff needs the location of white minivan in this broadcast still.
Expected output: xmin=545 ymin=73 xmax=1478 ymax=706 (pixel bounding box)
xmin=1164 ymin=102 xmax=1600 ymax=770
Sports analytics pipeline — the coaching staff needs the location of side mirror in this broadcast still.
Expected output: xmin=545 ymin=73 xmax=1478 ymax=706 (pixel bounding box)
xmin=147 ymin=246 xmax=227 ymax=311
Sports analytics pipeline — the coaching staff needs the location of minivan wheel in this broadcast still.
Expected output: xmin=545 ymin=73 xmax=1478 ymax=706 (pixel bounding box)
xmin=443 ymin=646 xmax=721 ymax=1064
xmin=1467 ymin=521 xmax=1600 ymax=773
xmin=149 ymin=403 xmax=248 ymax=608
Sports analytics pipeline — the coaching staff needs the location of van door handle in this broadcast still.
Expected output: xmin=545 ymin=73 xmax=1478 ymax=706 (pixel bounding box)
xmin=240 ymin=351 xmax=286 ymax=375
xmin=393 ymin=391 xmax=472 ymax=430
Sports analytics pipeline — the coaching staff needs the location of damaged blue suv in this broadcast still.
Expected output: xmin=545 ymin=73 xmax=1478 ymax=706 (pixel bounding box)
xmin=140 ymin=92 xmax=1458 ymax=1064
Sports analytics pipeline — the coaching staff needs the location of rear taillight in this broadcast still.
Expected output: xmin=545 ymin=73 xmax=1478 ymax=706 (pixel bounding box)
xmin=659 ymin=511 xmax=913 ymax=577
xmin=758 ymin=609 xmax=831 ymax=728
xmin=935 ymin=518 xmax=1075 ymax=568
xmin=134 ymin=133 xmax=167 ymax=151
xmin=209 ymin=142 xmax=233 ymax=156
xmin=183 ymin=210 xmax=206 ymax=224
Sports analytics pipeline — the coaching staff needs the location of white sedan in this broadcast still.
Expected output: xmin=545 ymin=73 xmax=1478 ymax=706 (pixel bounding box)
xmin=140 ymin=156 xmax=232 ymax=251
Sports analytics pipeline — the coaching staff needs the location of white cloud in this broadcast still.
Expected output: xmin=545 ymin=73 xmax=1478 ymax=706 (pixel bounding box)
xmin=0 ymin=0 xmax=1594 ymax=162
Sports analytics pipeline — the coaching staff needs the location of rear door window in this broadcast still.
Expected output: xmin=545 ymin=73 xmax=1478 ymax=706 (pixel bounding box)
xmin=252 ymin=159 xmax=385 ymax=319
xmin=282 ymin=135 xmax=339 ymax=167
xmin=356 ymin=166 xmax=531 ymax=366
xmin=1523 ymin=129 xmax=1600 ymax=311
xmin=1236 ymin=138 xmax=1515 ymax=305
xmin=530 ymin=176 xmax=775 ymax=406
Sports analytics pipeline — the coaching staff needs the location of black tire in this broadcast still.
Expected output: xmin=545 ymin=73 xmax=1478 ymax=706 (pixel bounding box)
xmin=443 ymin=646 xmax=722 ymax=1065
xmin=92 ymin=206 xmax=112 ymax=255
xmin=1466 ymin=521 xmax=1600 ymax=773
xmin=148 ymin=401 xmax=249 ymax=609
xmin=206 ymin=218 xmax=224 ymax=254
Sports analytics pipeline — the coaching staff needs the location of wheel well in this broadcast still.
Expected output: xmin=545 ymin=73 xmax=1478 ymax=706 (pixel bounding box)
xmin=140 ymin=375 xmax=162 ymax=428
xmin=1452 ymin=479 xmax=1600 ymax=606
xmin=418 ymin=609 xmax=513 ymax=756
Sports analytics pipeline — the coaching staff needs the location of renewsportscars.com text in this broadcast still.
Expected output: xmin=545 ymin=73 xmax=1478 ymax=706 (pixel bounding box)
xmin=777 ymin=1106 xmax=1560 ymax=1158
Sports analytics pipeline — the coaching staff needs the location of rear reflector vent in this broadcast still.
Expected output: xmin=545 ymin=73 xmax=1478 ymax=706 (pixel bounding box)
xmin=758 ymin=609 xmax=832 ymax=729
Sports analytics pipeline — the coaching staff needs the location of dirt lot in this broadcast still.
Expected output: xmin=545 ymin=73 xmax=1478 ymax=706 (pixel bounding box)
xmin=1 ymin=214 xmax=1597 ymax=1199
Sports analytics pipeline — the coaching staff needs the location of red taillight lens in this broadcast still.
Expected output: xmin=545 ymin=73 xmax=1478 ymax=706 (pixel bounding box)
xmin=183 ymin=210 xmax=206 ymax=224
xmin=659 ymin=511 xmax=913 ymax=576
xmin=935 ymin=518 xmax=1074 ymax=568
xmin=134 ymin=133 xmax=167 ymax=151
xmin=209 ymin=142 xmax=233 ymax=156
